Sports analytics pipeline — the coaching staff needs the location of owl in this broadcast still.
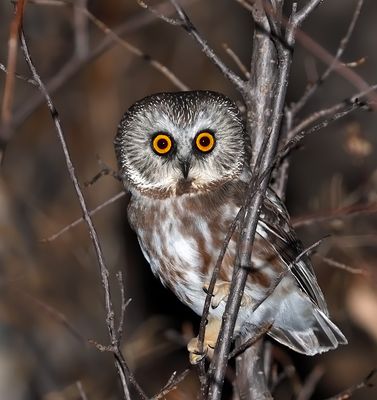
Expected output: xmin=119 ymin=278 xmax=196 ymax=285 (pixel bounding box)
xmin=114 ymin=91 xmax=346 ymax=364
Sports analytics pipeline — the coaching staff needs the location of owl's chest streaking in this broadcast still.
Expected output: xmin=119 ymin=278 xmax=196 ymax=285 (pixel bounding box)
xmin=128 ymin=184 xmax=241 ymax=311
xmin=127 ymin=182 xmax=278 ymax=317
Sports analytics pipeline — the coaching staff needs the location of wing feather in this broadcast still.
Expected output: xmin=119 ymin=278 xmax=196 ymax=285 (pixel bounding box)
xmin=258 ymin=189 xmax=328 ymax=313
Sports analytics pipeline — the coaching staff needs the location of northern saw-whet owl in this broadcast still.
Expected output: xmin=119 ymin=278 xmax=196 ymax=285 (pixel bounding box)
xmin=114 ymin=91 xmax=346 ymax=363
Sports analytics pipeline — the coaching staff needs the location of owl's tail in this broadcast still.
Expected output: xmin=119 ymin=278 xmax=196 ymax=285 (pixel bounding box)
xmin=267 ymin=289 xmax=347 ymax=355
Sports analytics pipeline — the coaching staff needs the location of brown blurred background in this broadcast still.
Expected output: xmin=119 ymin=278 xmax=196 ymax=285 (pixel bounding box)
xmin=0 ymin=0 xmax=376 ymax=399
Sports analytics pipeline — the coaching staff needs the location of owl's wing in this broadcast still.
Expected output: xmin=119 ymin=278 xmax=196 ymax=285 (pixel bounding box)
xmin=258 ymin=189 xmax=328 ymax=314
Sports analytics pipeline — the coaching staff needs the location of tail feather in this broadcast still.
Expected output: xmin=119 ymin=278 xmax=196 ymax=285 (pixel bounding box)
xmin=269 ymin=307 xmax=347 ymax=355
xmin=266 ymin=284 xmax=347 ymax=355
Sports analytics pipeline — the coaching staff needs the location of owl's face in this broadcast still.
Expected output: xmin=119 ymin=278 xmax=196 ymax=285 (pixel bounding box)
xmin=115 ymin=91 xmax=246 ymax=198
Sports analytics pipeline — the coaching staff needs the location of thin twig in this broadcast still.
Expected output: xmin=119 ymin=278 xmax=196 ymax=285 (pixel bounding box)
xmin=139 ymin=0 xmax=246 ymax=94
xmin=291 ymin=0 xmax=364 ymax=116
xmin=229 ymin=322 xmax=273 ymax=359
xmin=76 ymin=381 xmax=89 ymax=400
xmin=292 ymin=200 xmax=377 ymax=228
xmin=324 ymin=369 xmax=376 ymax=400
xmin=20 ymin=290 xmax=87 ymax=345
xmin=41 ymin=191 xmax=127 ymax=242
xmin=7 ymin=0 xmax=197 ymax=140
xmin=81 ymin=7 xmax=189 ymax=91
xmin=74 ymin=0 xmax=89 ymax=59
xmin=116 ymin=271 xmax=132 ymax=344
xmin=0 ymin=62 xmax=37 ymax=86
xmin=20 ymin=29 xmax=133 ymax=400
xmin=233 ymin=0 xmax=253 ymax=13
xmin=319 ymin=256 xmax=367 ymax=276
xmin=0 ymin=0 xmax=26 ymax=164
xmin=84 ymin=158 xmax=120 ymax=186
xmin=222 ymin=43 xmax=250 ymax=79
xmin=152 ymin=370 xmax=190 ymax=400
xmin=29 ymin=0 xmax=189 ymax=90
xmin=297 ymin=365 xmax=325 ymax=400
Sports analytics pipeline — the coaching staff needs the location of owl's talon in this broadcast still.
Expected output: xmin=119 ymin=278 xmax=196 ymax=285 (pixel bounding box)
xmin=187 ymin=318 xmax=221 ymax=365
xmin=187 ymin=337 xmax=208 ymax=365
xmin=203 ymin=281 xmax=251 ymax=309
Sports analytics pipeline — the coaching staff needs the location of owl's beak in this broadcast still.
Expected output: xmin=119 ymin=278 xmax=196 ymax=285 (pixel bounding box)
xmin=179 ymin=159 xmax=191 ymax=179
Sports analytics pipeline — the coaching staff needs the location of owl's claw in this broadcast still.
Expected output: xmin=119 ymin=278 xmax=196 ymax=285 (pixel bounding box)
xmin=203 ymin=281 xmax=251 ymax=309
xmin=187 ymin=318 xmax=220 ymax=365
xmin=187 ymin=338 xmax=209 ymax=364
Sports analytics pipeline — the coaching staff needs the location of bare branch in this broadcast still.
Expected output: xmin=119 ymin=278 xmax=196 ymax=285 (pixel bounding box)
xmin=152 ymin=370 xmax=190 ymax=400
xmin=0 ymin=62 xmax=37 ymax=86
xmin=291 ymin=0 xmax=364 ymax=115
xmin=292 ymin=200 xmax=377 ymax=228
xmin=229 ymin=322 xmax=273 ymax=359
xmin=84 ymin=157 xmax=120 ymax=186
xmin=19 ymin=29 xmax=133 ymax=400
xmin=297 ymin=365 xmax=325 ymax=400
xmin=76 ymin=381 xmax=89 ymax=400
xmin=41 ymin=191 xmax=127 ymax=242
xmin=116 ymin=271 xmax=132 ymax=345
xmin=324 ymin=369 xmax=376 ymax=400
xmin=222 ymin=43 xmax=250 ymax=79
xmin=318 ymin=256 xmax=367 ymax=276
xmin=291 ymin=0 xmax=323 ymax=27
xmin=74 ymin=0 xmax=89 ymax=59
xmin=5 ymin=0 xmax=198 ymax=147
xmin=139 ymin=0 xmax=247 ymax=94
xmin=0 ymin=0 xmax=26 ymax=164
xmin=82 ymin=7 xmax=189 ymax=91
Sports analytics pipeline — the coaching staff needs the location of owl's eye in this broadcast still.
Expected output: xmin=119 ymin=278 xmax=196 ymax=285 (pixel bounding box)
xmin=152 ymin=133 xmax=173 ymax=155
xmin=195 ymin=131 xmax=215 ymax=153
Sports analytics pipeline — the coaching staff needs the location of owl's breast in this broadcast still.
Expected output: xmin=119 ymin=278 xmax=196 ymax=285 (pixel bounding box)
xmin=128 ymin=191 xmax=239 ymax=314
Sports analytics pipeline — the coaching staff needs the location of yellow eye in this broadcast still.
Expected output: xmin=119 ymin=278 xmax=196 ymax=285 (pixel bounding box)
xmin=195 ymin=131 xmax=215 ymax=153
xmin=152 ymin=134 xmax=173 ymax=155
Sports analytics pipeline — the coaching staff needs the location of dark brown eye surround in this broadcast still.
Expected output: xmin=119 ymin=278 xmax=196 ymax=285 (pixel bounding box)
xmin=151 ymin=133 xmax=173 ymax=155
xmin=194 ymin=131 xmax=216 ymax=153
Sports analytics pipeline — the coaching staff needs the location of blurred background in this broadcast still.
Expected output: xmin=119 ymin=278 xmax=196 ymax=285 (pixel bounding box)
xmin=0 ymin=0 xmax=376 ymax=399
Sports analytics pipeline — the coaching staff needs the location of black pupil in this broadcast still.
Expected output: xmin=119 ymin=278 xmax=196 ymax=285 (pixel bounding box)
xmin=200 ymin=136 xmax=211 ymax=147
xmin=158 ymin=138 xmax=168 ymax=149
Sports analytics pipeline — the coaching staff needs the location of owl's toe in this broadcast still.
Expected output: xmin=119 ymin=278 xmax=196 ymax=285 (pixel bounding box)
xmin=187 ymin=337 xmax=207 ymax=365
xmin=203 ymin=281 xmax=251 ymax=309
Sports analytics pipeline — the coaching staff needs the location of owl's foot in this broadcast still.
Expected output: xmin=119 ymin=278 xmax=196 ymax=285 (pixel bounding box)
xmin=203 ymin=281 xmax=251 ymax=309
xmin=187 ymin=318 xmax=221 ymax=364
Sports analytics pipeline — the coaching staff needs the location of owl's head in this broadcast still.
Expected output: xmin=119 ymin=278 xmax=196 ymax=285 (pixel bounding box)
xmin=114 ymin=91 xmax=246 ymax=198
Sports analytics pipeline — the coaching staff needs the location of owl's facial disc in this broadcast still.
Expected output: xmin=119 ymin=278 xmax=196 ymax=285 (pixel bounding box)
xmin=115 ymin=91 xmax=246 ymax=198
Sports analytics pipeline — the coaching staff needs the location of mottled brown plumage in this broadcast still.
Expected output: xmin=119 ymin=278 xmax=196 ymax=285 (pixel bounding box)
xmin=115 ymin=91 xmax=347 ymax=362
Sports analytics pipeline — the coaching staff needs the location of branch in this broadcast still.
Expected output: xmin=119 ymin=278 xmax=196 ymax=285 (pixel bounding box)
xmin=292 ymin=200 xmax=377 ymax=228
xmin=222 ymin=43 xmax=250 ymax=79
xmin=1 ymin=0 xmax=198 ymax=160
xmin=138 ymin=0 xmax=247 ymax=94
xmin=324 ymin=369 xmax=376 ymax=400
xmin=151 ymin=370 xmax=190 ymax=400
xmin=0 ymin=0 xmax=26 ymax=164
xmin=318 ymin=256 xmax=367 ymax=276
xmin=76 ymin=381 xmax=89 ymax=400
xmin=20 ymin=29 xmax=134 ymax=400
xmin=291 ymin=0 xmax=364 ymax=115
xmin=41 ymin=191 xmax=127 ymax=242
xmin=207 ymin=10 xmax=295 ymax=400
